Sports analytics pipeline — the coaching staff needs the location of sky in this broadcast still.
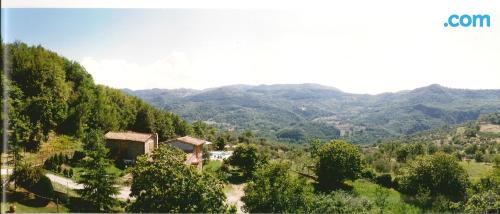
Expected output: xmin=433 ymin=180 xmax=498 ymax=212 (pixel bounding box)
xmin=2 ymin=0 xmax=500 ymax=94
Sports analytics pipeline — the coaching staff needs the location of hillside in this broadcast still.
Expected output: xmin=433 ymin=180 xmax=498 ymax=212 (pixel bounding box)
xmin=1 ymin=42 xmax=192 ymax=152
xmin=126 ymin=84 xmax=500 ymax=143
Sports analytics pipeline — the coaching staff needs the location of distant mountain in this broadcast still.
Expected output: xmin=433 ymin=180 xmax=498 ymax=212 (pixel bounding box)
xmin=125 ymin=84 xmax=500 ymax=143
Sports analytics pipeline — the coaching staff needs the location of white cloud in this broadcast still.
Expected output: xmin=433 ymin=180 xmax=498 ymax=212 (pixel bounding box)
xmin=81 ymin=52 xmax=192 ymax=89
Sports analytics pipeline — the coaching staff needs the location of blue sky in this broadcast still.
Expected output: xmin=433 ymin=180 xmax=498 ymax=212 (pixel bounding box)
xmin=2 ymin=6 xmax=500 ymax=93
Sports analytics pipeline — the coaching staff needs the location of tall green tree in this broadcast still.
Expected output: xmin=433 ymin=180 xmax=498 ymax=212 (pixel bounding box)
xmin=77 ymin=130 xmax=119 ymax=212
xmin=128 ymin=146 xmax=228 ymax=213
xmin=227 ymin=144 xmax=268 ymax=178
xmin=315 ymin=140 xmax=363 ymax=190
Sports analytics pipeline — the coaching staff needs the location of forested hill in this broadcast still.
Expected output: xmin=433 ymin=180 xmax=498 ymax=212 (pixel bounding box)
xmin=126 ymin=84 xmax=500 ymax=143
xmin=1 ymin=42 xmax=192 ymax=152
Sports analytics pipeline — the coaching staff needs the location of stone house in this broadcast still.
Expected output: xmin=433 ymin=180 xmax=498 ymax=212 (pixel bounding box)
xmin=104 ymin=131 xmax=158 ymax=162
xmin=163 ymin=136 xmax=208 ymax=170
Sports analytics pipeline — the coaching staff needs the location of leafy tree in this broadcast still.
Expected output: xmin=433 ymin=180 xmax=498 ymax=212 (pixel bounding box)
xmin=242 ymin=162 xmax=311 ymax=213
xmin=215 ymin=135 xmax=226 ymax=151
xmin=397 ymin=153 xmax=469 ymax=201
xmin=77 ymin=130 xmax=119 ymax=212
xmin=315 ymin=140 xmax=363 ymax=190
xmin=227 ymin=144 xmax=268 ymax=178
xmin=128 ymin=146 xmax=227 ymax=213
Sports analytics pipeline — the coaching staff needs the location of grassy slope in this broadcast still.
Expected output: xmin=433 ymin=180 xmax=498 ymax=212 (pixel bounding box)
xmin=351 ymin=179 xmax=421 ymax=214
xmin=459 ymin=160 xmax=493 ymax=181
xmin=22 ymin=134 xmax=82 ymax=166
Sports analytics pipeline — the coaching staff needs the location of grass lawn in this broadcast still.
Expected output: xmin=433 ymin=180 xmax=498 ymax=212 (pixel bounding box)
xmin=351 ymin=179 xmax=421 ymax=214
xmin=460 ymin=160 xmax=493 ymax=181
xmin=2 ymin=189 xmax=69 ymax=213
xmin=1 ymin=201 xmax=69 ymax=213
xmin=204 ymin=160 xmax=222 ymax=173
xmin=71 ymin=164 xmax=123 ymax=181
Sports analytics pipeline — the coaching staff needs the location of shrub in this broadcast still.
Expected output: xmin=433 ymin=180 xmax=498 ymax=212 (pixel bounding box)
xmin=242 ymin=162 xmax=311 ymax=213
xmin=465 ymin=190 xmax=499 ymax=213
xmin=71 ymin=150 xmax=86 ymax=164
xmin=11 ymin=163 xmax=43 ymax=189
xmin=397 ymin=153 xmax=469 ymax=201
xmin=306 ymin=191 xmax=373 ymax=213
xmin=375 ymin=173 xmax=394 ymax=188
xmin=31 ymin=175 xmax=55 ymax=199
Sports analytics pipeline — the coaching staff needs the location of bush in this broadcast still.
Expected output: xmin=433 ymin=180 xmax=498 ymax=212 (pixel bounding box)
xmin=71 ymin=150 xmax=86 ymax=165
xmin=242 ymin=162 xmax=311 ymax=213
xmin=30 ymin=175 xmax=55 ymax=199
xmin=374 ymin=173 xmax=394 ymax=188
xmin=465 ymin=190 xmax=499 ymax=213
xmin=306 ymin=191 xmax=373 ymax=213
xmin=361 ymin=168 xmax=376 ymax=180
xmin=11 ymin=163 xmax=43 ymax=189
xmin=397 ymin=153 xmax=469 ymax=201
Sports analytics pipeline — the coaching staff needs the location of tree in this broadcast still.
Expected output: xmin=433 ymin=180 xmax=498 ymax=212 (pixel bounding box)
xmin=227 ymin=144 xmax=268 ymax=178
xmin=242 ymin=162 xmax=311 ymax=213
xmin=77 ymin=130 xmax=119 ymax=212
xmin=396 ymin=153 xmax=469 ymax=201
xmin=215 ymin=135 xmax=226 ymax=151
xmin=128 ymin=146 xmax=227 ymax=213
xmin=315 ymin=140 xmax=363 ymax=190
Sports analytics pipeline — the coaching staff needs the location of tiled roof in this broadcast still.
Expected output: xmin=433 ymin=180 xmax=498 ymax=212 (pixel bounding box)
xmin=105 ymin=131 xmax=154 ymax=143
xmin=175 ymin=136 xmax=206 ymax=146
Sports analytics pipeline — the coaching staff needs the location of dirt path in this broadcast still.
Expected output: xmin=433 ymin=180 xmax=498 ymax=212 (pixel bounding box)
xmin=226 ymin=184 xmax=245 ymax=213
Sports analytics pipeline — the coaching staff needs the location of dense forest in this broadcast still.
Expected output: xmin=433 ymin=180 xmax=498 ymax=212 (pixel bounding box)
xmin=127 ymin=83 xmax=500 ymax=143
xmin=1 ymin=41 xmax=192 ymax=153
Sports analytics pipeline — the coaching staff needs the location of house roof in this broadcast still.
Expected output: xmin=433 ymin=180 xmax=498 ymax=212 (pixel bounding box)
xmin=174 ymin=136 xmax=207 ymax=146
xmin=104 ymin=131 xmax=155 ymax=142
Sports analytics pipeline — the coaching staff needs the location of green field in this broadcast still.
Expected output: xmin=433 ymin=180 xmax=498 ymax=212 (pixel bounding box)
xmin=459 ymin=160 xmax=493 ymax=181
xmin=351 ymin=179 xmax=421 ymax=214
xmin=1 ymin=190 xmax=69 ymax=213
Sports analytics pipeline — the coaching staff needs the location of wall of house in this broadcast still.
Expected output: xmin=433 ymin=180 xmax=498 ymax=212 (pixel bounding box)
xmin=170 ymin=141 xmax=194 ymax=153
xmin=106 ymin=140 xmax=146 ymax=160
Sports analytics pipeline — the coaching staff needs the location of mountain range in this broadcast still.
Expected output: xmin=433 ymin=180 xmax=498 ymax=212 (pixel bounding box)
xmin=124 ymin=84 xmax=500 ymax=143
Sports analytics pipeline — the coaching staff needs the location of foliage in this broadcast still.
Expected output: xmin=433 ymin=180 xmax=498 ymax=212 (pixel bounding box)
xmin=227 ymin=144 xmax=268 ymax=178
xmin=3 ymin=41 xmax=192 ymax=153
xmin=10 ymin=163 xmax=43 ymax=189
xmin=374 ymin=186 xmax=390 ymax=213
xmin=128 ymin=146 xmax=228 ymax=213
xmin=77 ymin=130 xmax=119 ymax=212
xmin=464 ymin=190 xmax=499 ymax=213
xmin=397 ymin=153 xmax=469 ymax=201
xmin=315 ymin=140 xmax=363 ymax=190
xmin=30 ymin=175 xmax=55 ymax=199
xmin=242 ymin=162 xmax=311 ymax=213
xmin=305 ymin=191 xmax=373 ymax=213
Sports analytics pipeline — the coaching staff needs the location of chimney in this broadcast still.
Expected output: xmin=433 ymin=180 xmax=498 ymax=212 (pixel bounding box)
xmin=155 ymin=132 xmax=159 ymax=149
